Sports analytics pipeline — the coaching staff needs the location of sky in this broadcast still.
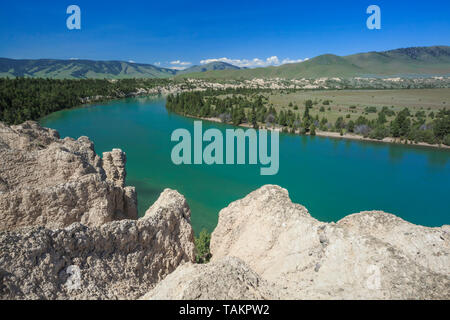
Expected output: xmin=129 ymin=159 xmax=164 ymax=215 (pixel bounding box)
xmin=0 ymin=0 xmax=449 ymax=69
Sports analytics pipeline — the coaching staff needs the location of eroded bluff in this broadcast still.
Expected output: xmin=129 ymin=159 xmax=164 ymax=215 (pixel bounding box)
xmin=1 ymin=121 xmax=448 ymax=300
xmin=141 ymin=257 xmax=279 ymax=300
xmin=0 ymin=121 xmax=137 ymax=230
xmin=146 ymin=185 xmax=450 ymax=300
xmin=0 ymin=188 xmax=195 ymax=299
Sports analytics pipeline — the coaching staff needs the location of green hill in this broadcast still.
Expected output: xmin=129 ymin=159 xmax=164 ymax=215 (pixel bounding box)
xmin=179 ymin=46 xmax=450 ymax=79
xmin=0 ymin=58 xmax=178 ymax=79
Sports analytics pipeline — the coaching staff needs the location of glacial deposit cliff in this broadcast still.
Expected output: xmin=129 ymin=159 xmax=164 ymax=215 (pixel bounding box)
xmin=0 ymin=122 xmax=195 ymax=299
xmin=1 ymin=122 xmax=448 ymax=300
xmin=141 ymin=257 xmax=279 ymax=300
xmin=0 ymin=121 xmax=137 ymax=230
xmin=146 ymin=185 xmax=450 ymax=300
xmin=0 ymin=188 xmax=195 ymax=299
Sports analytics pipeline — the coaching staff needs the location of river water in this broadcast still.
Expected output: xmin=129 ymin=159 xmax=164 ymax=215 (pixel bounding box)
xmin=40 ymin=96 xmax=450 ymax=233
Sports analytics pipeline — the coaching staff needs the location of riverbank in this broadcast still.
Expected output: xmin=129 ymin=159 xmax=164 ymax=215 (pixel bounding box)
xmin=40 ymin=97 xmax=450 ymax=231
xmin=54 ymin=92 xmax=450 ymax=150
xmin=314 ymin=130 xmax=450 ymax=149
xmin=194 ymin=115 xmax=450 ymax=150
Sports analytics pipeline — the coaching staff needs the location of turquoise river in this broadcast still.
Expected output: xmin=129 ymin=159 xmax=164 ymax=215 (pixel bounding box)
xmin=40 ymin=96 xmax=450 ymax=233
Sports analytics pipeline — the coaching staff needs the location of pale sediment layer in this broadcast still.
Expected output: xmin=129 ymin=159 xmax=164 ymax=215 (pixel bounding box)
xmin=147 ymin=185 xmax=449 ymax=300
xmin=0 ymin=121 xmax=137 ymax=231
xmin=0 ymin=188 xmax=195 ymax=299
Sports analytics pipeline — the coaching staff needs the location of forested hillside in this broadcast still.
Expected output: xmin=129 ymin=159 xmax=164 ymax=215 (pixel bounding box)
xmin=0 ymin=78 xmax=169 ymax=124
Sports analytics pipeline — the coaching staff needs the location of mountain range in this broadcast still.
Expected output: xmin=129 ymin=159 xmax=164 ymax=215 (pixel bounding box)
xmin=176 ymin=61 xmax=241 ymax=75
xmin=1 ymin=46 xmax=449 ymax=80
xmin=0 ymin=59 xmax=240 ymax=79
xmin=180 ymin=46 xmax=450 ymax=79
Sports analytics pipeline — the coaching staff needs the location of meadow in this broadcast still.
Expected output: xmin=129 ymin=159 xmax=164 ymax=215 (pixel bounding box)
xmin=265 ymin=88 xmax=449 ymax=124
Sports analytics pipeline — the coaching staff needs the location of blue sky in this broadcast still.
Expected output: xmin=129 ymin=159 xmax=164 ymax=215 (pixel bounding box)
xmin=0 ymin=0 xmax=449 ymax=69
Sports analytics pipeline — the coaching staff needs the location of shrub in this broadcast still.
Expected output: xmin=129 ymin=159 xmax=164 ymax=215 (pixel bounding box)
xmin=433 ymin=109 xmax=450 ymax=140
xmin=335 ymin=116 xmax=345 ymax=130
xmin=365 ymin=106 xmax=377 ymax=113
xmin=219 ymin=113 xmax=232 ymax=123
xmin=391 ymin=108 xmax=411 ymax=137
xmin=381 ymin=106 xmax=395 ymax=117
xmin=444 ymin=134 xmax=450 ymax=146
xmin=304 ymin=100 xmax=313 ymax=108
xmin=369 ymin=125 xmax=389 ymax=140
xmin=415 ymin=111 xmax=426 ymax=118
xmin=354 ymin=124 xmax=371 ymax=137
xmin=348 ymin=120 xmax=355 ymax=132
xmin=265 ymin=113 xmax=276 ymax=125
xmin=195 ymin=229 xmax=211 ymax=264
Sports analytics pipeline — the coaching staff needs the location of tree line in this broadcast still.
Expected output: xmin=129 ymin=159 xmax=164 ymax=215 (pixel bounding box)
xmin=166 ymin=90 xmax=450 ymax=146
xmin=2 ymin=79 xmax=448 ymax=146
xmin=0 ymin=78 xmax=170 ymax=125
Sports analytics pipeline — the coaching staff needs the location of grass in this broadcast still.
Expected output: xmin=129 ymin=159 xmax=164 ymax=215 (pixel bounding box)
xmin=262 ymin=88 xmax=450 ymax=124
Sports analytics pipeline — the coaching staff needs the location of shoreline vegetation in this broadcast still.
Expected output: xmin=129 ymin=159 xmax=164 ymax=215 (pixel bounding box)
xmin=194 ymin=115 xmax=450 ymax=149
xmin=1 ymin=77 xmax=449 ymax=149
xmin=166 ymin=89 xmax=450 ymax=149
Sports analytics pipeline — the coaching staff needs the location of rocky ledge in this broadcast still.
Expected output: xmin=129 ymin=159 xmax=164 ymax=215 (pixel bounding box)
xmin=0 ymin=121 xmax=137 ymax=230
xmin=141 ymin=257 xmax=278 ymax=300
xmin=0 ymin=122 xmax=195 ymax=299
xmin=0 ymin=188 xmax=195 ymax=299
xmin=146 ymin=185 xmax=450 ymax=300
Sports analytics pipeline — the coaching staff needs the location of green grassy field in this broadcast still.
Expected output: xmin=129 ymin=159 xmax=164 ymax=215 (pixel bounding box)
xmin=261 ymin=88 xmax=449 ymax=124
xmin=168 ymin=87 xmax=450 ymax=145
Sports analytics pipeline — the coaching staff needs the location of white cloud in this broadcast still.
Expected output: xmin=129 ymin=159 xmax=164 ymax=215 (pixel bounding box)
xmin=170 ymin=60 xmax=192 ymax=66
xmin=69 ymin=58 xmax=79 ymax=60
xmin=128 ymin=60 xmax=136 ymax=63
xmin=200 ymin=56 xmax=307 ymax=68
xmin=154 ymin=62 xmax=161 ymax=66
xmin=266 ymin=56 xmax=280 ymax=65
xmin=169 ymin=66 xmax=189 ymax=70
xmin=281 ymin=58 xmax=307 ymax=64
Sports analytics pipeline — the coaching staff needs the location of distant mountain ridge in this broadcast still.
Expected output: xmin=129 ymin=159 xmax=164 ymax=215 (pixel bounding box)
xmin=0 ymin=58 xmax=178 ymax=79
xmin=177 ymin=61 xmax=241 ymax=75
xmin=0 ymin=58 xmax=241 ymax=79
xmin=179 ymin=46 xmax=450 ymax=79
xmin=1 ymin=46 xmax=449 ymax=79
